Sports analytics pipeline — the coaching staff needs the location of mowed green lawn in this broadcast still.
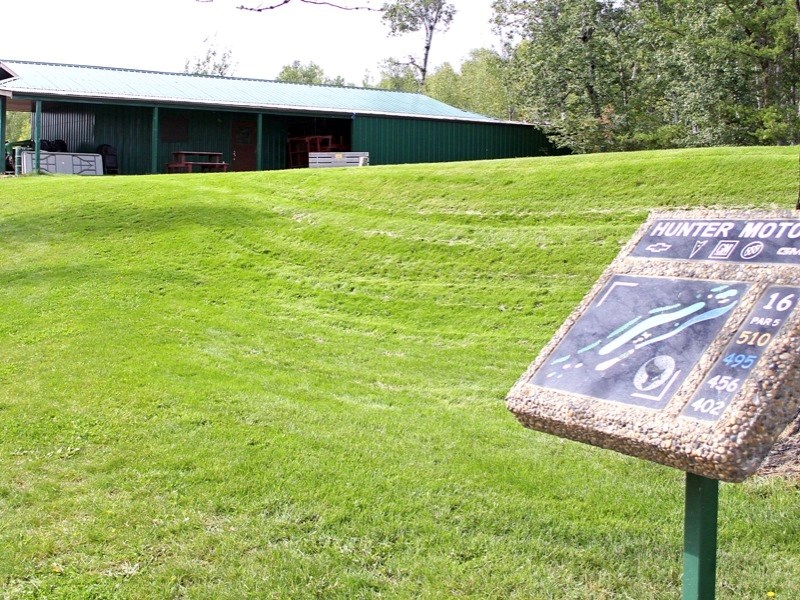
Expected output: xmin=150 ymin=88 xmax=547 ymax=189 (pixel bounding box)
xmin=1 ymin=147 xmax=798 ymax=599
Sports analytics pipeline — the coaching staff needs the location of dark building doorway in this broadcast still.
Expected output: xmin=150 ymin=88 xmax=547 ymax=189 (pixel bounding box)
xmin=231 ymin=120 xmax=257 ymax=171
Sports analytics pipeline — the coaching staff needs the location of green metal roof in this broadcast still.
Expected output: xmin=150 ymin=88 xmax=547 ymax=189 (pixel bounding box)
xmin=0 ymin=59 xmax=497 ymax=123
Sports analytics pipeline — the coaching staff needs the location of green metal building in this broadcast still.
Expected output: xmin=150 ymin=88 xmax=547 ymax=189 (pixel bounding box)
xmin=0 ymin=59 xmax=556 ymax=175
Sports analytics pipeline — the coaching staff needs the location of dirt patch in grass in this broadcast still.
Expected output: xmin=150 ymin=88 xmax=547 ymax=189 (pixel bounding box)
xmin=757 ymin=414 xmax=800 ymax=480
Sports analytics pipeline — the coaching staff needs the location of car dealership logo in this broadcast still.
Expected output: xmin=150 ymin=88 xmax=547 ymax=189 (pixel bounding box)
xmin=740 ymin=241 xmax=764 ymax=260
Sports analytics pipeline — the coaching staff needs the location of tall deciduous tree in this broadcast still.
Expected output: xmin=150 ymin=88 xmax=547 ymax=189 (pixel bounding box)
xmin=374 ymin=60 xmax=420 ymax=91
xmin=425 ymin=49 xmax=521 ymax=121
xmin=233 ymin=0 xmax=378 ymax=12
xmin=5 ymin=112 xmax=31 ymax=144
xmin=276 ymin=60 xmax=350 ymax=85
xmin=184 ymin=35 xmax=237 ymax=76
xmin=494 ymin=0 xmax=640 ymax=152
xmin=381 ymin=0 xmax=456 ymax=90
xmin=277 ymin=60 xmax=326 ymax=84
xmin=493 ymin=0 xmax=800 ymax=152
xmin=199 ymin=0 xmax=455 ymax=91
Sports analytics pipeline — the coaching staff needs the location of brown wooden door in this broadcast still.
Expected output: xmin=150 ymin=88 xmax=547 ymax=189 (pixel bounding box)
xmin=231 ymin=121 xmax=258 ymax=171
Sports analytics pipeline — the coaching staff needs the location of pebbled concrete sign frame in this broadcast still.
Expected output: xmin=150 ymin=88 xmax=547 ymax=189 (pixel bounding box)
xmin=506 ymin=209 xmax=800 ymax=482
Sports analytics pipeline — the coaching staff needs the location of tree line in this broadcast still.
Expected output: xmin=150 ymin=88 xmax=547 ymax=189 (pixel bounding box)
xmin=259 ymin=0 xmax=800 ymax=153
xmin=197 ymin=0 xmax=455 ymax=89
xmin=190 ymin=0 xmax=800 ymax=154
xmin=7 ymin=1 xmax=799 ymax=153
xmin=490 ymin=0 xmax=800 ymax=152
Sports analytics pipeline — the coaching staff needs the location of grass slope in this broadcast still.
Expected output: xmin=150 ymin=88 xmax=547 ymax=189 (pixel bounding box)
xmin=0 ymin=147 xmax=798 ymax=599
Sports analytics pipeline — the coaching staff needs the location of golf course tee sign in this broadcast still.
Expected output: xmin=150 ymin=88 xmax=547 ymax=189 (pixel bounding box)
xmin=507 ymin=210 xmax=800 ymax=482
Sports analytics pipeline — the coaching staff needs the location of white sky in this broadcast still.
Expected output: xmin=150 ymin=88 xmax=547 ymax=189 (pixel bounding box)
xmin=1 ymin=0 xmax=499 ymax=85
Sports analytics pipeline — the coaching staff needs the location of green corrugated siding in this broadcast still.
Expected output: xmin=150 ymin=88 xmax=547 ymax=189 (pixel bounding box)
xmin=96 ymin=105 xmax=157 ymax=175
xmin=42 ymin=104 xmax=296 ymax=174
xmin=40 ymin=103 xmax=554 ymax=174
xmin=157 ymin=108 xmax=231 ymax=172
xmin=262 ymin=117 xmax=288 ymax=171
xmin=42 ymin=104 xmax=153 ymax=174
xmin=352 ymin=116 xmax=554 ymax=166
xmin=158 ymin=110 xmax=291 ymax=172
xmin=41 ymin=108 xmax=97 ymax=154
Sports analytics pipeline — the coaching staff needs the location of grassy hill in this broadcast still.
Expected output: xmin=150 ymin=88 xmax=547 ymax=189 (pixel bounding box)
xmin=1 ymin=147 xmax=798 ymax=599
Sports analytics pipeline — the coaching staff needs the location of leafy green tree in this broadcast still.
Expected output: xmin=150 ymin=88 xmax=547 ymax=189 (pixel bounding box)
xmin=457 ymin=48 xmax=519 ymax=120
xmin=277 ymin=60 xmax=327 ymax=84
xmin=276 ymin=61 xmax=350 ymax=86
xmin=374 ymin=60 xmax=420 ymax=91
xmin=494 ymin=0 xmax=641 ymax=152
xmin=184 ymin=35 xmax=236 ymax=76
xmin=424 ymin=49 xmax=521 ymax=120
xmin=493 ymin=0 xmax=800 ymax=151
xmin=630 ymin=0 xmax=800 ymax=147
xmin=424 ymin=62 xmax=461 ymax=106
xmin=5 ymin=112 xmax=31 ymax=143
xmin=381 ymin=0 xmax=456 ymax=90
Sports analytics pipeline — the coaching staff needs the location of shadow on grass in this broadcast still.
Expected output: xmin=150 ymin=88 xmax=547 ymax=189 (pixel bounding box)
xmin=0 ymin=201 xmax=278 ymax=242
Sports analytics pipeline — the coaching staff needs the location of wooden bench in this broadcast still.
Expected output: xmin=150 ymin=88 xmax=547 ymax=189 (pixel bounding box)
xmin=166 ymin=151 xmax=229 ymax=173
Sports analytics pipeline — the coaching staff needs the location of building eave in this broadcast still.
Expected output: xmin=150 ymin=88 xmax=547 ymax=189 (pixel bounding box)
xmin=4 ymin=88 xmax=513 ymax=125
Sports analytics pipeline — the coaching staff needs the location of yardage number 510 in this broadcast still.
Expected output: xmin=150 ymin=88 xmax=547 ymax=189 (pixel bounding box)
xmin=736 ymin=292 xmax=797 ymax=347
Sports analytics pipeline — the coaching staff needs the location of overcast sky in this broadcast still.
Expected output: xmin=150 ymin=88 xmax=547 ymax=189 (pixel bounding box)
xmin=2 ymin=0 xmax=499 ymax=84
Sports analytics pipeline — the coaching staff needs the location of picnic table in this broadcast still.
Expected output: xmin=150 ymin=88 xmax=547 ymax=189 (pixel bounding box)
xmin=166 ymin=151 xmax=229 ymax=173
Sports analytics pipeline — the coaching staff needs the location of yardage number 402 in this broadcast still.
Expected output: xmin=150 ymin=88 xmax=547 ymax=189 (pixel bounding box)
xmin=690 ymin=398 xmax=725 ymax=416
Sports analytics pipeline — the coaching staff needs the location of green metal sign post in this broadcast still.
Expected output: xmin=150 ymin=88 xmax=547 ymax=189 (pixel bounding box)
xmin=683 ymin=472 xmax=719 ymax=600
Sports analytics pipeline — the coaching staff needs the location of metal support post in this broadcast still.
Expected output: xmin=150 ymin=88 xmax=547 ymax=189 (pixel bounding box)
xmin=0 ymin=95 xmax=7 ymax=163
xmin=256 ymin=113 xmax=263 ymax=171
xmin=683 ymin=472 xmax=719 ymax=600
xmin=34 ymin=100 xmax=42 ymax=174
xmin=151 ymin=106 xmax=160 ymax=174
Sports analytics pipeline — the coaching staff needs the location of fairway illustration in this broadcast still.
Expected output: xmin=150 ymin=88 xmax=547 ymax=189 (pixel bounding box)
xmin=531 ymin=275 xmax=749 ymax=409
